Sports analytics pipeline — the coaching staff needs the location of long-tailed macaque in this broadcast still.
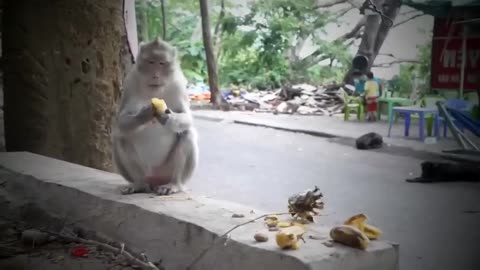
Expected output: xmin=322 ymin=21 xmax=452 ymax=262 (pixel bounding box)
xmin=112 ymin=37 xmax=199 ymax=196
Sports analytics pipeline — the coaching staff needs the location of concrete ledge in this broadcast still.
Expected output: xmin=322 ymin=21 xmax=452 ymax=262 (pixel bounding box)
xmin=0 ymin=152 xmax=399 ymax=270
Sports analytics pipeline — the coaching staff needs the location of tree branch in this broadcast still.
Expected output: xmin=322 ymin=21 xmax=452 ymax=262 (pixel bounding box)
xmin=314 ymin=0 xmax=349 ymax=9
xmin=335 ymin=6 xmax=355 ymax=18
xmin=393 ymin=13 xmax=426 ymax=28
xmin=337 ymin=17 xmax=366 ymax=41
xmin=398 ymin=9 xmax=420 ymax=17
xmin=373 ymin=59 xmax=420 ymax=67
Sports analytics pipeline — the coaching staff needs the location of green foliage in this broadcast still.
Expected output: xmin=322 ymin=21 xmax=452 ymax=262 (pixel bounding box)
xmin=136 ymin=0 xmax=355 ymax=89
xmin=387 ymin=41 xmax=432 ymax=98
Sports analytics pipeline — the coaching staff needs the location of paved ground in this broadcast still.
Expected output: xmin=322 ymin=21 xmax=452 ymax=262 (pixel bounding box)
xmin=192 ymin=110 xmax=480 ymax=155
xmin=188 ymin=118 xmax=480 ymax=270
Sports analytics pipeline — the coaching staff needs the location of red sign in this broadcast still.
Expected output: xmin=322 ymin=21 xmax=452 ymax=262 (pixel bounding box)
xmin=431 ymin=38 xmax=480 ymax=91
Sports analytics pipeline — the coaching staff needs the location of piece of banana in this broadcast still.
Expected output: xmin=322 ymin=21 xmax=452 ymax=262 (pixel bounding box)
xmin=275 ymin=225 xmax=305 ymax=250
xmin=151 ymin=98 xmax=168 ymax=114
xmin=363 ymin=224 xmax=382 ymax=240
xmin=330 ymin=225 xmax=370 ymax=250
xmin=344 ymin=213 xmax=382 ymax=240
xmin=276 ymin=232 xmax=300 ymax=250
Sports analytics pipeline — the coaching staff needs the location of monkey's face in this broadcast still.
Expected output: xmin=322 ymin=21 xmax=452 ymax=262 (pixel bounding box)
xmin=136 ymin=39 xmax=177 ymax=91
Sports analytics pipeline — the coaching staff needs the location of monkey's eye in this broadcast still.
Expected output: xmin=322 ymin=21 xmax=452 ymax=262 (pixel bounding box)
xmin=158 ymin=61 xmax=166 ymax=66
xmin=148 ymin=60 xmax=155 ymax=65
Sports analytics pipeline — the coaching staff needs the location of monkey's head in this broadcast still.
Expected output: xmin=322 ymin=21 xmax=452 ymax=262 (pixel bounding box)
xmin=136 ymin=37 xmax=178 ymax=90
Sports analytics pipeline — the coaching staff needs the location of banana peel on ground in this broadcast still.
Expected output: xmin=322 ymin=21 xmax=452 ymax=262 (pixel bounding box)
xmin=330 ymin=225 xmax=370 ymax=250
xmin=344 ymin=213 xmax=382 ymax=240
xmin=275 ymin=225 xmax=306 ymax=250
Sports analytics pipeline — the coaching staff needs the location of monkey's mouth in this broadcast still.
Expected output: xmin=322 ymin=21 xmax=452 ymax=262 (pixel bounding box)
xmin=148 ymin=83 xmax=163 ymax=88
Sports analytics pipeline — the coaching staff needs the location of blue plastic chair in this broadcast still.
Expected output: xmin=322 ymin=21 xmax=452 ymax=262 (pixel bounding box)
xmin=442 ymin=99 xmax=473 ymax=137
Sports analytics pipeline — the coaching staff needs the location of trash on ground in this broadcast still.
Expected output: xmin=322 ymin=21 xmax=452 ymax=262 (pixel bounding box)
xmin=329 ymin=225 xmax=370 ymax=250
xmin=189 ymin=82 xmax=354 ymax=115
xmin=343 ymin=213 xmax=382 ymax=240
xmin=287 ymin=186 xmax=325 ymax=223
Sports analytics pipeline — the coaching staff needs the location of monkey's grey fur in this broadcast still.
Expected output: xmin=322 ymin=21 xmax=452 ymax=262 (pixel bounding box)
xmin=112 ymin=37 xmax=199 ymax=196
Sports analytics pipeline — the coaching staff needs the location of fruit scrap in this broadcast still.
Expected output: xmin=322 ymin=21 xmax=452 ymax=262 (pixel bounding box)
xmin=330 ymin=225 xmax=370 ymax=250
xmin=344 ymin=213 xmax=382 ymax=240
xmin=264 ymin=215 xmax=279 ymax=228
xmin=287 ymin=186 xmax=324 ymax=223
xmin=151 ymin=98 xmax=168 ymax=114
xmin=275 ymin=225 xmax=306 ymax=250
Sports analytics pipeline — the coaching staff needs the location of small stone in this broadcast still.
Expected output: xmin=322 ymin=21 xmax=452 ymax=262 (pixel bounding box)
xmin=232 ymin=213 xmax=245 ymax=218
xmin=268 ymin=227 xmax=279 ymax=232
xmin=254 ymin=233 xmax=269 ymax=242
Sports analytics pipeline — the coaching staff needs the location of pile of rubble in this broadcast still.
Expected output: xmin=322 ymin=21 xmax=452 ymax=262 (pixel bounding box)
xmin=222 ymin=83 xmax=355 ymax=116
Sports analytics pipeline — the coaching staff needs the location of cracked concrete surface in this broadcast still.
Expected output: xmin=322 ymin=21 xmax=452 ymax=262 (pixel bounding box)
xmin=0 ymin=152 xmax=399 ymax=270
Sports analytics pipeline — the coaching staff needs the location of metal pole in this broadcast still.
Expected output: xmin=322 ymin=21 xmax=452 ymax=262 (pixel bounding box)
xmin=459 ymin=24 xmax=467 ymax=99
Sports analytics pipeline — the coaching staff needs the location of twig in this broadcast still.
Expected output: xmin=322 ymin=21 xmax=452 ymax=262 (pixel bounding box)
xmin=393 ymin=14 xmax=426 ymax=28
xmin=40 ymin=229 xmax=159 ymax=270
xmin=185 ymin=212 xmax=291 ymax=270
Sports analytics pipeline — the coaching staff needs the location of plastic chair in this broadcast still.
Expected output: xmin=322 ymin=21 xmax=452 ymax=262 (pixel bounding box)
xmin=407 ymin=96 xmax=445 ymax=136
xmin=441 ymin=99 xmax=473 ymax=137
xmin=343 ymin=92 xmax=365 ymax=121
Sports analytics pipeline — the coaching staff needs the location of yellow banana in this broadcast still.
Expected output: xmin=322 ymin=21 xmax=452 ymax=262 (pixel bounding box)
xmin=151 ymin=98 xmax=168 ymax=114
xmin=344 ymin=213 xmax=382 ymax=240
xmin=330 ymin=225 xmax=370 ymax=250
xmin=363 ymin=224 xmax=382 ymax=240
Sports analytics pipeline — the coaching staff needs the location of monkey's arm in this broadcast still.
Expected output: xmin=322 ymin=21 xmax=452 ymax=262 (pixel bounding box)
xmin=117 ymin=104 xmax=155 ymax=135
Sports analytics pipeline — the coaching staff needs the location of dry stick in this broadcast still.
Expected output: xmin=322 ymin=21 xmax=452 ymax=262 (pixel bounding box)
xmin=40 ymin=229 xmax=159 ymax=270
xmin=186 ymin=212 xmax=291 ymax=270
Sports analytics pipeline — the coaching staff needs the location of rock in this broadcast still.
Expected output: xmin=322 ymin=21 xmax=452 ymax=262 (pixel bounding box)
xmin=355 ymin=132 xmax=383 ymax=150
xmin=21 ymin=229 xmax=50 ymax=246
xmin=254 ymin=233 xmax=269 ymax=242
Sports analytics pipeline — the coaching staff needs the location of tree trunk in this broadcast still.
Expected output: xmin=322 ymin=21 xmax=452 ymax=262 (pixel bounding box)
xmin=199 ymin=0 xmax=221 ymax=107
xmin=343 ymin=0 xmax=402 ymax=84
xmin=138 ymin=0 xmax=150 ymax=42
xmin=160 ymin=0 xmax=166 ymax=40
xmin=2 ymin=0 xmax=133 ymax=171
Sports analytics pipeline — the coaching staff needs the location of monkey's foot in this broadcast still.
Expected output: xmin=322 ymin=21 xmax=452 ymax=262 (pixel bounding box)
xmin=155 ymin=184 xmax=181 ymax=196
xmin=120 ymin=183 xmax=148 ymax=195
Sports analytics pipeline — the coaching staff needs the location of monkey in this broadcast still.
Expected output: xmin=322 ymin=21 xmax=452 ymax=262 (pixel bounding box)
xmin=112 ymin=37 xmax=199 ymax=196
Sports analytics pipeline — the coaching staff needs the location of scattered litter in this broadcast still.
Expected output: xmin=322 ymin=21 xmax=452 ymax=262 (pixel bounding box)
xmin=344 ymin=213 xmax=382 ymax=240
xmin=275 ymin=225 xmax=306 ymax=250
xmin=191 ymin=83 xmax=353 ymax=115
xmin=70 ymin=246 xmax=89 ymax=257
xmin=329 ymin=225 xmax=370 ymax=250
xmin=287 ymin=186 xmax=325 ymax=223
xmin=231 ymin=213 xmax=245 ymax=218
xmin=21 ymin=229 xmax=50 ymax=246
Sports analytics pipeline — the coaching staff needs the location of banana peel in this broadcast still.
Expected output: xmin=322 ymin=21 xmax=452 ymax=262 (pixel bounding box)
xmin=344 ymin=213 xmax=382 ymax=240
xmin=151 ymin=98 xmax=168 ymax=114
xmin=330 ymin=225 xmax=370 ymax=250
xmin=264 ymin=215 xmax=279 ymax=228
xmin=275 ymin=225 xmax=306 ymax=250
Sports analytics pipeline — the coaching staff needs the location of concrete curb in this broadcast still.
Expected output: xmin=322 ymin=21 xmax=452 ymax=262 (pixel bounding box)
xmin=233 ymin=120 xmax=338 ymax=138
xmin=0 ymin=152 xmax=399 ymax=270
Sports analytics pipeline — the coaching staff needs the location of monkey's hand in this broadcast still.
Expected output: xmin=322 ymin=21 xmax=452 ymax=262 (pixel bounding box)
xmin=117 ymin=104 xmax=155 ymax=134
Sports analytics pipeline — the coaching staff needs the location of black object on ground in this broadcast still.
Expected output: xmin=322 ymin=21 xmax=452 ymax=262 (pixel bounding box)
xmin=355 ymin=132 xmax=383 ymax=150
xmin=406 ymin=161 xmax=480 ymax=183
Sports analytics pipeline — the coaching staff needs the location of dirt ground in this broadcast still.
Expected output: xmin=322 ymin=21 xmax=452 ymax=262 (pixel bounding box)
xmin=0 ymin=216 xmax=159 ymax=270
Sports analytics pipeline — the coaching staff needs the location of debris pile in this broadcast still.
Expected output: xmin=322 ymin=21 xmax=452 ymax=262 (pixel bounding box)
xmin=192 ymin=83 xmax=356 ymax=116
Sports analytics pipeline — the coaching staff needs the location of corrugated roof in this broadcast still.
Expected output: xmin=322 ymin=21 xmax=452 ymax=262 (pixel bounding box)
xmin=403 ymin=0 xmax=480 ymax=16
